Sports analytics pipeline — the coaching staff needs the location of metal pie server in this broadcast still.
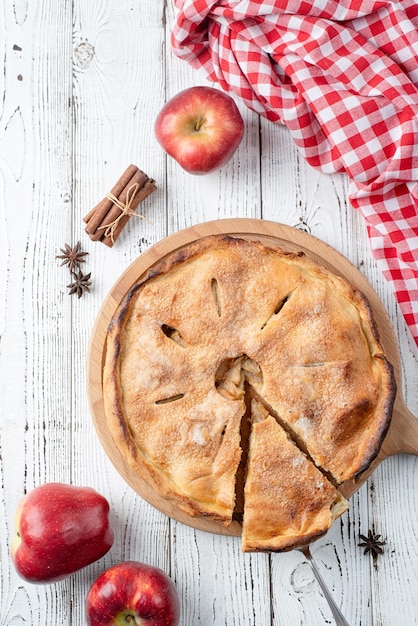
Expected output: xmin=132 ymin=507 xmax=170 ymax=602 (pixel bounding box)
xmin=301 ymin=546 xmax=351 ymax=626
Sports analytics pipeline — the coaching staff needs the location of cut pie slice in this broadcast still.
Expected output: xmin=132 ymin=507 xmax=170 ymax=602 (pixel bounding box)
xmin=242 ymin=401 xmax=348 ymax=552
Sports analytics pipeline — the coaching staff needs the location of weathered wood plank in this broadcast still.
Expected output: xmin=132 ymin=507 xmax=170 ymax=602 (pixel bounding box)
xmin=259 ymin=114 xmax=398 ymax=625
xmin=0 ymin=0 xmax=74 ymax=623
xmin=164 ymin=1 xmax=271 ymax=622
xmin=69 ymin=0 xmax=171 ymax=621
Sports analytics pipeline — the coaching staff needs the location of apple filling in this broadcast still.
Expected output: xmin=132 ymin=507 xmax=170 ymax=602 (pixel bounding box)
xmin=215 ymin=355 xmax=263 ymax=400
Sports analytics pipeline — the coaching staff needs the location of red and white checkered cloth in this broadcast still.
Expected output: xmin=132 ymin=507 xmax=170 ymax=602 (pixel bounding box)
xmin=172 ymin=0 xmax=418 ymax=348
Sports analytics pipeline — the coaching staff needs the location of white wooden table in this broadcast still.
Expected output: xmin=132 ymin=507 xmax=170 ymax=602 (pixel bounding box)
xmin=1 ymin=2 xmax=417 ymax=625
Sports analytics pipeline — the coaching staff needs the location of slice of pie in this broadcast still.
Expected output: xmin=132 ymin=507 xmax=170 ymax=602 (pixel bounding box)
xmin=103 ymin=234 xmax=395 ymax=546
xmin=242 ymin=400 xmax=348 ymax=552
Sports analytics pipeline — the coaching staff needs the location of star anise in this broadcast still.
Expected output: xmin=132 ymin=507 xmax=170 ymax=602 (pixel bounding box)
xmin=358 ymin=530 xmax=386 ymax=558
xmin=67 ymin=270 xmax=92 ymax=298
xmin=56 ymin=242 xmax=88 ymax=273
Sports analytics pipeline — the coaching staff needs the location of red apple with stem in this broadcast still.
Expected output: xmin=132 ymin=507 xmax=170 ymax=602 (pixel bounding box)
xmin=11 ymin=482 xmax=114 ymax=583
xmin=155 ymin=85 xmax=244 ymax=174
xmin=86 ymin=561 xmax=180 ymax=626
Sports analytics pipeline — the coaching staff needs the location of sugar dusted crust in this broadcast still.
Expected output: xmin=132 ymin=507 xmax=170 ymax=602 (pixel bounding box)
xmin=103 ymin=235 xmax=395 ymax=550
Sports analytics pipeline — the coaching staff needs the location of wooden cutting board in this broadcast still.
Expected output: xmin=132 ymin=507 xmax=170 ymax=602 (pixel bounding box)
xmin=87 ymin=218 xmax=418 ymax=537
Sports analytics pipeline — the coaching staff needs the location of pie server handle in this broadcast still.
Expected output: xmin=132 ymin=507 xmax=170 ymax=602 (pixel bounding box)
xmin=301 ymin=546 xmax=351 ymax=626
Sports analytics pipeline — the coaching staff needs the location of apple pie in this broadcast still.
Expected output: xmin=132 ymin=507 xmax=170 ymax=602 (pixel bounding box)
xmin=103 ymin=235 xmax=395 ymax=551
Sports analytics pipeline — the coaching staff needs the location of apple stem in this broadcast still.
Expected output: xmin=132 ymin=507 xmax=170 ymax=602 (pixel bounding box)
xmin=194 ymin=116 xmax=205 ymax=132
xmin=116 ymin=610 xmax=141 ymax=625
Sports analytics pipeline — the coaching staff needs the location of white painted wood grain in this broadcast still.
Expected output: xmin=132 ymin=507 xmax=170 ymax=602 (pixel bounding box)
xmin=162 ymin=6 xmax=275 ymax=625
xmin=0 ymin=0 xmax=417 ymax=624
xmin=0 ymin=0 xmax=75 ymax=621
xmin=70 ymin=0 xmax=171 ymax=622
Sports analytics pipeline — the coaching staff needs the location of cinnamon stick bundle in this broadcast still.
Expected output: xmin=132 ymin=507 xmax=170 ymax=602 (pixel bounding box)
xmin=84 ymin=164 xmax=156 ymax=247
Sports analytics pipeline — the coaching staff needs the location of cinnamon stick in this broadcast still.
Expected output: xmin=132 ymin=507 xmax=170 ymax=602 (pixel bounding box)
xmin=83 ymin=164 xmax=156 ymax=247
xmin=101 ymin=178 xmax=156 ymax=247
xmin=84 ymin=164 xmax=138 ymax=235
xmin=82 ymin=205 xmax=97 ymax=224
xmin=91 ymin=169 xmax=148 ymax=242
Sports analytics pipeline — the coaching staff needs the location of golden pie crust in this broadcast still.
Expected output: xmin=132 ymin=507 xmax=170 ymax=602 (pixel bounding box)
xmin=103 ymin=235 xmax=395 ymax=551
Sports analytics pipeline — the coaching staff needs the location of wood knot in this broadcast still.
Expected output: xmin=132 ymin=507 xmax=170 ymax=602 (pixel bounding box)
xmin=290 ymin=560 xmax=315 ymax=593
xmin=74 ymin=41 xmax=95 ymax=69
xmin=294 ymin=220 xmax=311 ymax=234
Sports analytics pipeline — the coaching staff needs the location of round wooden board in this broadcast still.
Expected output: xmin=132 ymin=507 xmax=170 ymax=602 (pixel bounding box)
xmin=87 ymin=218 xmax=418 ymax=537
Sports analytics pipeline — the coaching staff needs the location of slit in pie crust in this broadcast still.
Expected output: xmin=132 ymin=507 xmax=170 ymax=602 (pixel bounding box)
xmin=103 ymin=235 xmax=395 ymax=551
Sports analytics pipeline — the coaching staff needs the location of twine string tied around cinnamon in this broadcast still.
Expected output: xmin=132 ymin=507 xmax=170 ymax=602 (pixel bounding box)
xmin=98 ymin=182 xmax=152 ymax=243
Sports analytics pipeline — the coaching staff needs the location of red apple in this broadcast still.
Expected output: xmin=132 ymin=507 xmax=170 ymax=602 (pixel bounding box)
xmin=86 ymin=561 xmax=180 ymax=626
xmin=155 ymin=85 xmax=244 ymax=174
xmin=11 ymin=482 xmax=114 ymax=583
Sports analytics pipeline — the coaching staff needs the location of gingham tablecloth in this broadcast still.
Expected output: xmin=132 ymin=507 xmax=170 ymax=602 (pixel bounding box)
xmin=171 ymin=0 xmax=418 ymax=348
